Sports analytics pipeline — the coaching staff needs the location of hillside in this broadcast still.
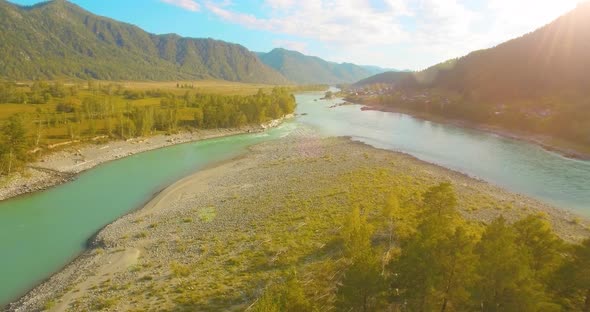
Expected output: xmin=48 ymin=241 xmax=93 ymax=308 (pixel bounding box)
xmin=257 ymin=48 xmax=388 ymax=84
xmin=404 ymin=2 xmax=590 ymax=99
xmin=359 ymin=65 xmax=399 ymax=76
xmin=352 ymin=3 xmax=590 ymax=148
xmin=0 ymin=0 xmax=289 ymax=83
xmin=352 ymin=71 xmax=412 ymax=88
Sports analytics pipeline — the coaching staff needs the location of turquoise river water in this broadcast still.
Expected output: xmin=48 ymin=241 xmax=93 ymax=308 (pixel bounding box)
xmin=1 ymin=92 xmax=589 ymax=306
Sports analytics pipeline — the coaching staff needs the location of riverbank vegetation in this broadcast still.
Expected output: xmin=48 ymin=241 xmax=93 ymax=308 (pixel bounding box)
xmin=0 ymin=80 xmax=298 ymax=175
xmin=250 ymin=177 xmax=590 ymax=312
xmin=346 ymin=88 xmax=590 ymax=156
xmin=347 ymin=4 xmax=590 ymax=154
xmin=342 ymin=88 xmax=590 ymax=158
xmin=31 ymin=137 xmax=588 ymax=312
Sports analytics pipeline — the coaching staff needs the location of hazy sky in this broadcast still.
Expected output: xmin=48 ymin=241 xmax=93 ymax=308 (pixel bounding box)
xmin=9 ymin=0 xmax=584 ymax=70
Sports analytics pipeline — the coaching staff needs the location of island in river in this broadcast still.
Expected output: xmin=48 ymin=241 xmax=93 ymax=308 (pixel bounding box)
xmin=8 ymin=128 xmax=590 ymax=311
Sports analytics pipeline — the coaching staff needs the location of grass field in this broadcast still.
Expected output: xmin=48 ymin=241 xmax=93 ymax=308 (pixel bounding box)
xmin=118 ymin=80 xmax=284 ymax=96
xmin=0 ymin=80 xmax=295 ymax=145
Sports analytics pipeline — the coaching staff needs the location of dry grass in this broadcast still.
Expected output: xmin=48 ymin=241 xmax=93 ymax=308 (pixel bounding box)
xmin=0 ymin=103 xmax=52 ymax=119
xmin=28 ymin=137 xmax=588 ymax=312
xmin=0 ymin=80 xmax=293 ymax=146
xmin=118 ymin=80 xmax=289 ymax=96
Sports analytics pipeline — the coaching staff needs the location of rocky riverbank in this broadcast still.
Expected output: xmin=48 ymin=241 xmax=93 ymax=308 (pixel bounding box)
xmin=7 ymin=129 xmax=589 ymax=312
xmin=0 ymin=115 xmax=293 ymax=202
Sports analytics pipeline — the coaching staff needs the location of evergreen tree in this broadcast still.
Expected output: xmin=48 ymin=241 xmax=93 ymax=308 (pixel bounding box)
xmin=474 ymin=216 xmax=543 ymax=312
xmin=336 ymin=206 xmax=385 ymax=311
xmin=513 ymin=214 xmax=564 ymax=281
xmin=391 ymin=183 xmax=475 ymax=311
xmin=342 ymin=206 xmax=374 ymax=259
xmin=551 ymin=239 xmax=590 ymax=311
xmin=422 ymin=182 xmax=458 ymax=220
xmin=336 ymin=254 xmax=384 ymax=312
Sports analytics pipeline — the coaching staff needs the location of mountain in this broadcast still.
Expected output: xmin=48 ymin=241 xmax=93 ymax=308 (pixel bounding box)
xmin=0 ymin=0 xmax=289 ymax=83
xmin=353 ymin=3 xmax=590 ymax=148
xmin=359 ymin=65 xmax=398 ymax=76
xmin=257 ymin=48 xmax=387 ymax=84
xmin=352 ymin=71 xmax=412 ymax=88
xmin=399 ymin=2 xmax=590 ymax=99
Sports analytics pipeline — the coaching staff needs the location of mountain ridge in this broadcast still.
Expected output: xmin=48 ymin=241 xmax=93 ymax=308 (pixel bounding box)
xmin=351 ymin=2 xmax=590 ymax=147
xmin=0 ymin=0 xmax=289 ymax=83
xmin=257 ymin=48 xmax=391 ymax=84
xmin=394 ymin=2 xmax=590 ymax=97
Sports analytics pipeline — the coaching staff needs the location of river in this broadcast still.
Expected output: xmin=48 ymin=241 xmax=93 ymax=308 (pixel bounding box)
xmin=1 ymin=91 xmax=589 ymax=306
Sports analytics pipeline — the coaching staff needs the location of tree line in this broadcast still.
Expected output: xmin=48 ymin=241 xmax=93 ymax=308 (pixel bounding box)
xmin=0 ymin=81 xmax=75 ymax=104
xmin=252 ymin=183 xmax=590 ymax=311
xmin=0 ymin=83 xmax=296 ymax=176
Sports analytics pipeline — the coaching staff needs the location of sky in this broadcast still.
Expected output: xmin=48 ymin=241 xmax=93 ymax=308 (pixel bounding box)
xmin=8 ymin=0 xmax=585 ymax=70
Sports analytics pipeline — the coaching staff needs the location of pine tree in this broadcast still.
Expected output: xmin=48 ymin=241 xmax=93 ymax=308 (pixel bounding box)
xmin=513 ymin=214 xmax=564 ymax=281
xmin=391 ymin=184 xmax=476 ymax=311
xmin=551 ymin=239 xmax=590 ymax=311
xmin=336 ymin=206 xmax=385 ymax=311
xmin=474 ymin=216 xmax=542 ymax=312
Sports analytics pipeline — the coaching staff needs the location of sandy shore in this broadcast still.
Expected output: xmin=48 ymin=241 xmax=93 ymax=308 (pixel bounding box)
xmin=0 ymin=115 xmax=293 ymax=202
xmin=7 ymin=129 xmax=589 ymax=312
xmin=359 ymin=104 xmax=590 ymax=161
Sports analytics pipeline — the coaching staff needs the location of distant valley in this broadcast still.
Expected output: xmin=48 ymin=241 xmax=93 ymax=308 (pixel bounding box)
xmin=257 ymin=48 xmax=392 ymax=84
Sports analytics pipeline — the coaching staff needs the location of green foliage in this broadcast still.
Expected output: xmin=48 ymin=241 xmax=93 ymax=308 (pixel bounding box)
xmin=251 ymin=273 xmax=312 ymax=312
xmin=0 ymin=82 xmax=296 ymax=175
xmin=513 ymin=214 xmax=564 ymax=281
xmin=336 ymin=255 xmax=384 ymax=312
xmin=341 ymin=206 xmax=374 ymax=259
xmin=25 ymin=161 xmax=587 ymax=311
xmin=474 ymin=217 xmax=543 ymax=311
xmin=0 ymin=1 xmax=288 ymax=84
xmin=551 ymin=239 xmax=590 ymax=311
xmin=0 ymin=114 xmax=29 ymax=174
xmin=189 ymin=88 xmax=295 ymax=129
xmin=382 ymin=183 xmax=585 ymax=312
xmin=422 ymin=182 xmax=458 ymax=219
xmin=336 ymin=207 xmax=385 ymax=311
xmin=391 ymin=183 xmax=476 ymax=311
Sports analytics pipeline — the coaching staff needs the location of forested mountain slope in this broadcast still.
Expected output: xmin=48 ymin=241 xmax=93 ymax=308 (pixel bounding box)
xmin=0 ymin=0 xmax=288 ymax=83
xmin=352 ymin=71 xmax=412 ymax=88
xmin=258 ymin=48 xmax=388 ymax=84
xmin=353 ymin=3 xmax=590 ymax=147
xmin=403 ymin=2 xmax=590 ymax=100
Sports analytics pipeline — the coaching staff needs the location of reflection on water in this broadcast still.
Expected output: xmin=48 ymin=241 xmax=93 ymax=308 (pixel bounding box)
xmin=296 ymin=93 xmax=590 ymax=215
xmin=1 ymin=91 xmax=589 ymax=306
